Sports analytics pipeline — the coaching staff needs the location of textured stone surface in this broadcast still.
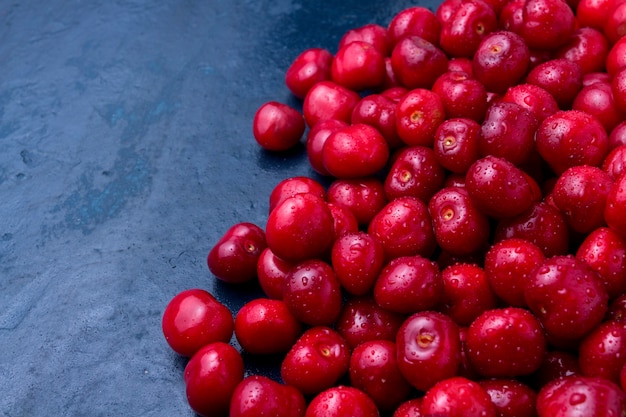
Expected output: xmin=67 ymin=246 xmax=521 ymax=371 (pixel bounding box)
xmin=0 ymin=0 xmax=437 ymax=415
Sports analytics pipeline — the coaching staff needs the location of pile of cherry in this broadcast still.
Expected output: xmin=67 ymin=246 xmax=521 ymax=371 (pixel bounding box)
xmin=161 ymin=0 xmax=626 ymax=415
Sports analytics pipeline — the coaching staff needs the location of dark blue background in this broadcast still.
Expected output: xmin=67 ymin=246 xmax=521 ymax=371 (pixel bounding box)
xmin=0 ymin=1 xmax=438 ymax=415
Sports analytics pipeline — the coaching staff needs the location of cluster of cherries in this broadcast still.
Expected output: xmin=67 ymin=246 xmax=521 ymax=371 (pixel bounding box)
xmin=162 ymin=0 xmax=626 ymax=415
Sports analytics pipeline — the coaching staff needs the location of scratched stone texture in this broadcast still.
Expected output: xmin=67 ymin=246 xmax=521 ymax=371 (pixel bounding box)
xmin=0 ymin=0 xmax=438 ymax=415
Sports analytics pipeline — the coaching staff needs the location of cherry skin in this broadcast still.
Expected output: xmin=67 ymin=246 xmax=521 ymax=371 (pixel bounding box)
xmin=572 ymin=81 xmax=625 ymax=133
xmin=331 ymin=40 xmax=386 ymax=91
xmin=234 ymin=298 xmax=302 ymax=355
xmin=184 ymin=342 xmax=245 ymax=417
xmin=322 ymin=123 xmax=390 ymax=179
xmin=396 ymin=311 xmax=462 ymax=392
xmin=285 ymin=47 xmax=333 ymax=99
xmin=349 ymin=340 xmax=412 ymax=412
xmin=256 ymin=247 xmax=293 ymax=300
xmin=207 ymin=222 xmax=267 ymax=284
xmin=606 ymin=36 xmax=626 ymax=76
xmin=501 ymin=83 xmax=559 ymax=123
xmin=304 ymin=386 xmax=380 ymax=417
xmin=327 ymin=177 xmax=387 ymax=227
xmin=531 ymin=350 xmax=582 ymax=388
xmin=265 ymin=193 xmax=334 ymax=263
xmin=613 ymin=67 xmax=626 ymax=114
xmin=338 ymin=23 xmax=389 ymax=56
xmin=351 ymin=93 xmax=403 ymax=149
xmin=283 ymin=259 xmax=342 ymax=327
xmin=229 ymin=375 xmax=306 ymax=417
xmin=384 ymin=145 xmax=446 ymax=202
xmin=525 ymin=58 xmax=583 ymax=109
xmin=161 ymin=288 xmax=234 ymax=357
xmin=331 ymin=231 xmax=385 ymax=296
xmin=367 ymin=196 xmax=437 ymax=261
xmin=420 ymin=376 xmax=497 ymax=417
xmin=281 ymin=326 xmax=351 ymax=397
xmin=374 ymin=254 xmax=443 ymax=315
xmin=578 ymin=320 xmax=626 ymax=384
xmin=390 ymin=35 xmax=449 ymax=90
xmin=438 ymin=0 xmax=499 ymax=58
xmin=392 ymin=398 xmax=423 ymax=417
xmin=387 ymin=6 xmax=441 ymax=47
xmin=431 ymin=70 xmax=488 ymax=122
xmin=302 ymin=80 xmax=361 ymax=127
xmin=433 ymin=117 xmax=481 ymax=174
xmin=576 ymin=0 xmax=615 ymax=30
xmin=466 ymin=307 xmax=547 ymax=378
xmin=306 ymin=118 xmax=348 ymax=176
xmin=605 ymin=172 xmax=626 ymax=241
xmin=395 ymin=88 xmax=446 ymax=147
xmin=516 ymin=0 xmax=577 ymax=51
xmin=327 ymin=202 xmax=360 ymax=240
xmin=478 ymin=379 xmax=538 ymax=417
xmin=268 ymin=176 xmax=327 ymax=213
xmin=253 ymin=101 xmax=305 ymax=151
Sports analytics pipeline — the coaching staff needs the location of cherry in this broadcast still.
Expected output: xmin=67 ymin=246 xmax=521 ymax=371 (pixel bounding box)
xmin=431 ymin=70 xmax=489 ymax=122
xmin=161 ymin=288 xmax=234 ymax=357
xmin=472 ymin=30 xmax=530 ymax=94
xmin=328 ymin=202 xmax=360 ymax=239
xmin=484 ymin=238 xmax=545 ymax=307
xmin=387 ymin=6 xmax=441 ymax=47
xmin=367 ymin=196 xmax=437 ymax=261
xmin=396 ymin=311 xmax=462 ymax=392
xmin=524 ymin=255 xmax=609 ymax=347
xmin=466 ymin=307 xmax=547 ymax=378
xmin=390 ymin=35 xmax=449 ymax=90
xmin=269 ymin=176 xmax=327 ymax=213
xmin=256 ymin=247 xmax=294 ymax=300
xmin=392 ymin=398 xmax=423 ymax=417
xmin=331 ymin=231 xmax=385 ymax=296
xmin=306 ymin=118 xmax=349 ymax=176
xmin=395 ymin=88 xmax=446 ymax=147
xmin=606 ymin=36 xmax=626 ymax=76
xmin=604 ymin=0 xmax=626 ymax=45
xmin=349 ymin=340 xmax=412 ymax=412
xmin=428 ymin=186 xmax=491 ymax=256
xmin=536 ymin=375 xmax=626 ymax=417
xmin=556 ymin=27 xmax=610 ymax=75
xmin=283 ymin=259 xmax=342 ymax=326
xmin=322 ymin=123 xmax=390 ymax=179
xmin=439 ymin=0 xmax=499 ymax=58
xmin=374 ymin=255 xmax=443 ymax=315
xmin=351 ymin=94 xmax=403 ymax=149
xmin=572 ymin=81 xmax=626 ymax=133
xmin=421 ymin=376 xmax=497 ymax=417
xmin=331 ymin=40 xmax=386 ymax=91
xmin=478 ymin=379 xmax=538 ymax=417
xmin=531 ymin=350 xmax=582 ymax=388
xmin=229 ymin=375 xmax=306 ymax=417
xmin=516 ymin=0 xmax=577 ymax=51
xmin=285 ymin=47 xmax=333 ymax=99
xmin=578 ymin=320 xmax=626 ymax=384
xmin=327 ymin=177 xmax=387 ymax=227
xmin=184 ymin=342 xmax=244 ymax=417
xmin=525 ymin=58 xmax=583 ymax=109
xmin=335 ymin=296 xmax=406 ymax=350
xmin=500 ymin=83 xmax=559 ymax=123
xmin=613 ymin=67 xmax=626 ymax=114
xmin=433 ymin=117 xmax=481 ymax=174
xmin=265 ymin=193 xmax=334 ymax=262
xmin=281 ymin=326 xmax=350 ymax=397
xmin=576 ymin=0 xmax=615 ymax=30
xmin=605 ymin=172 xmax=626 ymax=240
xmin=253 ymin=101 xmax=305 ymax=151
xmin=384 ymin=145 xmax=446 ymax=202
xmin=234 ymin=298 xmax=302 ymax=355
xmin=302 ymin=80 xmax=361 ymax=127
xmin=304 ymin=386 xmax=380 ymax=417
xmin=338 ymin=23 xmax=390 ymax=57
xmin=207 ymin=222 xmax=267 ymax=284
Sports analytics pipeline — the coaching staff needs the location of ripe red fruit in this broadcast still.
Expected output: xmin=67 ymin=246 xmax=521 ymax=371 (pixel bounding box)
xmin=578 ymin=320 xmax=626 ymax=384
xmin=536 ymin=375 xmax=626 ymax=417
xmin=269 ymin=176 xmax=327 ymax=213
xmin=465 ymin=155 xmax=542 ymax=219
xmin=265 ymin=193 xmax=334 ymax=262
xmin=525 ymin=58 xmax=583 ymax=109
xmin=535 ymin=109 xmax=609 ymax=175
xmin=281 ymin=326 xmax=350 ymax=397
xmin=387 ymin=6 xmax=441 ymax=47
xmin=472 ymin=30 xmax=530 ymax=94
xmin=572 ymin=81 xmax=626 ymax=133
xmin=285 ymin=47 xmax=333 ymax=99
xmin=524 ymin=255 xmax=609 ymax=346
xmin=283 ymin=259 xmax=342 ymax=326
xmin=604 ymin=172 xmax=626 ymax=240
xmin=421 ymin=376 xmax=497 ymax=417
xmin=439 ymin=0 xmax=499 ymax=58
xmin=609 ymin=123 xmax=626 ymax=150
xmin=432 ymin=71 xmax=488 ymax=122
xmin=557 ymin=27 xmax=610 ymax=75
xmin=256 ymin=247 xmax=293 ymax=300
xmin=478 ymin=379 xmax=538 ymax=417
xmin=439 ymin=263 xmax=499 ymax=327
xmin=613 ymin=67 xmax=626 ymax=114
xmin=234 ymin=298 xmax=302 ymax=355
xmin=576 ymin=227 xmax=626 ymax=299
xmin=161 ymin=289 xmax=234 ymax=357
xmin=207 ymin=222 xmax=267 ymax=284
xmin=495 ymin=201 xmax=570 ymax=257
xmin=327 ymin=177 xmax=387 ymax=227
xmin=604 ymin=0 xmax=626 ymax=45
xmin=516 ymin=0 xmax=577 ymax=51
xmin=390 ymin=36 xmax=448 ymax=90
xmin=607 ymin=36 xmax=626 ymax=76
xmin=306 ymin=118 xmax=348 ymax=176
xmin=302 ymin=80 xmax=361 ymax=127
xmin=338 ymin=23 xmax=389 ymax=56
xmin=576 ymin=0 xmax=615 ymax=30
xmin=428 ymin=186 xmax=491 ymax=256
xmin=335 ymin=296 xmax=406 ymax=350
xmin=305 ymin=386 xmax=380 ymax=417
xmin=532 ymin=350 xmax=582 ymax=387
xmin=349 ymin=340 xmax=412 ymax=412
xmin=392 ymin=398 xmax=423 ymax=417
xmin=550 ymin=165 xmax=613 ymax=234
xmin=252 ymin=101 xmax=305 ymax=151
xmin=477 ymin=101 xmax=538 ymax=166
xmin=433 ymin=117 xmax=481 ymax=173
xmin=351 ymin=94 xmax=402 ymax=149
xmin=484 ymin=238 xmax=545 ymax=307
xmin=384 ymin=145 xmax=446 ymax=202
xmin=374 ymin=255 xmax=443 ymax=315
xmin=466 ymin=307 xmax=547 ymax=378
xmin=229 ymin=375 xmax=306 ymax=417
xmin=367 ymin=196 xmax=437 ymax=261
xmin=331 ymin=41 xmax=386 ymax=91
xmin=331 ymin=231 xmax=385 ymax=296
xmin=184 ymin=342 xmax=244 ymax=417
xmin=396 ymin=311 xmax=462 ymax=392
xmin=501 ymin=83 xmax=559 ymax=123
xmin=395 ymin=88 xmax=446 ymax=147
